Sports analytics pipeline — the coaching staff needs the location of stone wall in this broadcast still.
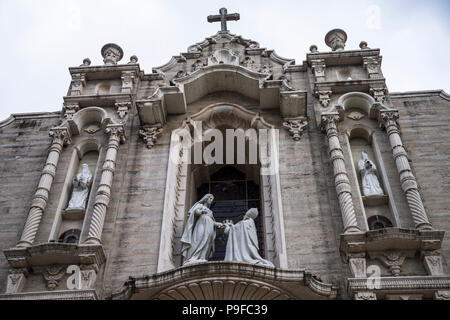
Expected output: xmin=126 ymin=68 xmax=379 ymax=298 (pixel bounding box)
xmin=0 ymin=114 xmax=61 ymax=293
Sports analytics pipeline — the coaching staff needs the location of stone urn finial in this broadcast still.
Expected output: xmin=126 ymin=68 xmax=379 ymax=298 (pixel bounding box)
xmin=359 ymin=41 xmax=369 ymax=50
xmin=101 ymin=43 xmax=124 ymax=65
xmin=325 ymin=29 xmax=347 ymax=51
xmin=309 ymin=44 xmax=318 ymax=53
xmin=82 ymin=58 xmax=91 ymax=66
xmin=129 ymin=55 xmax=138 ymax=64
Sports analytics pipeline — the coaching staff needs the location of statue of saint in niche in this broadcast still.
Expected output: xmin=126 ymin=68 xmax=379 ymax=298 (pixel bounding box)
xmin=66 ymin=163 xmax=93 ymax=211
xmin=358 ymin=151 xmax=384 ymax=196
xmin=223 ymin=208 xmax=274 ymax=267
xmin=181 ymin=194 xmax=224 ymax=266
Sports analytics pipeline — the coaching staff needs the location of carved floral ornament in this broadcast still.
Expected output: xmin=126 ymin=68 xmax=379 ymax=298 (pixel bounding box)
xmin=283 ymin=118 xmax=308 ymax=141
xmin=139 ymin=126 xmax=163 ymax=149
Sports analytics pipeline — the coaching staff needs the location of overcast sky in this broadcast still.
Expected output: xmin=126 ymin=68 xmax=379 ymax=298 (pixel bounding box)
xmin=0 ymin=0 xmax=449 ymax=121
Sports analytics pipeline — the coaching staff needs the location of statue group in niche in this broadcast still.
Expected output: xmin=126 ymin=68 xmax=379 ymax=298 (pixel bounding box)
xmin=66 ymin=163 xmax=93 ymax=211
xmin=181 ymin=194 xmax=274 ymax=268
xmin=358 ymin=151 xmax=384 ymax=196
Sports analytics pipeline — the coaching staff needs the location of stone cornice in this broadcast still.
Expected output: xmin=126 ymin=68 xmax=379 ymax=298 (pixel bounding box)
xmin=0 ymin=289 xmax=98 ymax=300
xmin=306 ymin=48 xmax=381 ymax=66
xmin=0 ymin=112 xmax=61 ymax=129
xmin=347 ymin=275 xmax=450 ymax=297
xmin=109 ymin=262 xmax=338 ymax=300
xmin=69 ymin=64 xmax=143 ymax=80
xmin=3 ymin=243 xmax=106 ymax=272
xmin=340 ymin=228 xmax=445 ymax=258
xmin=389 ymin=89 xmax=450 ymax=101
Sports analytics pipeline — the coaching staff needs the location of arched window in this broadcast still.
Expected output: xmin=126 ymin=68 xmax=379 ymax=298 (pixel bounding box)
xmin=367 ymin=215 xmax=393 ymax=230
xmin=196 ymin=166 xmax=264 ymax=261
xmin=58 ymin=229 xmax=81 ymax=244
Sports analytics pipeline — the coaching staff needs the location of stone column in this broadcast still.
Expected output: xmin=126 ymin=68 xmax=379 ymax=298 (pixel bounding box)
xmin=321 ymin=113 xmax=360 ymax=233
xmin=378 ymin=110 xmax=432 ymax=230
xmin=84 ymin=124 xmax=125 ymax=244
xmin=16 ymin=127 xmax=71 ymax=247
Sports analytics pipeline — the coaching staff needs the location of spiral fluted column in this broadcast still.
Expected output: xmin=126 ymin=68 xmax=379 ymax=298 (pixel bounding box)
xmin=321 ymin=113 xmax=360 ymax=233
xmin=84 ymin=124 xmax=125 ymax=245
xmin=378 ymin=110 xmax=432 ymax=230
xmin=17 ymin=127 xmax=71 ymax=247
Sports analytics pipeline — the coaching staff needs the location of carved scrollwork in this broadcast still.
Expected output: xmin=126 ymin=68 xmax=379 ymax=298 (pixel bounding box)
xmin=283 ymin=118 xmax=308 ymax=141
xmin=139 ymin=126 xmax=163 ymax=149
xmin=42 ymin=265 xmax=66 ymax=290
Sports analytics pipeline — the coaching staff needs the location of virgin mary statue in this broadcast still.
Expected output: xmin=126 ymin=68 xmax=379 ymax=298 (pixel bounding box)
xmin=181 ymin=194 xmax=223 ymax=266
xmin=223 ymin=208 xmax=274 ymax=267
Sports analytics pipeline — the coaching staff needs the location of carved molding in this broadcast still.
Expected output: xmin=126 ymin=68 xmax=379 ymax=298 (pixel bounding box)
xmin=354 ymin=291 xmax=377 ymax=300
xmin=283 ymin=118 xmax=308 ymax=141
xmin=115 ymin=101 xmax=131 ymax=119
xmin=349 ymin=257 xmax=367 ymax=278
xmin=139 ymin=126 xmax=163 ymax=149
xmin=62 ymin=102 xmax=80 ymax=120
xmin=374 ymin=251 xmax=407 ymax=276
xmin=41 ymin=265 xmax=66 ymax=290
xmin=423 ymin=254 xmax=444 ymax=276
xmin=6 ymin=271 xmax=27 ymax=294
xmin=110 ymin=262 xmax=337 ymax=300
xmin=315 ymin=89 xmax=332 ymax=107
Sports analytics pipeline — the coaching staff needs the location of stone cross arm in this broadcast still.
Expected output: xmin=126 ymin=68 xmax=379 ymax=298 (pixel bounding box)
xmin=207 ymin=8 xmax=240 ymax=32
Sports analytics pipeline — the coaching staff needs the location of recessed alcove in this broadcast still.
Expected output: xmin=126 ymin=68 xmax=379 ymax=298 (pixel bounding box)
xmin=49 ymin=140 xmax=100 ymax=243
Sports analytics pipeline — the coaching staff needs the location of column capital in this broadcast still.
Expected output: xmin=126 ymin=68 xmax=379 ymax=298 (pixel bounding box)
xmin=378 ymin=109 xmax=399 ymax=130
xmin=320 ymin=112 xmax=340 ymax=133
xmin=105 ymin=124 xmax=126 ymax=143
xmin=49 ymin=127 xmax=72 ymax=146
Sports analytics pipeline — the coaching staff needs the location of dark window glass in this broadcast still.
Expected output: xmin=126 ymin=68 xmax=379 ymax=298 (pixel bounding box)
xmin=196 ymin=166 xmax=264 ymax=261
xmin=367 ymin=215 xmax=393 ymax=230
xmin=58 ymin=229 xmax=81 ymax=244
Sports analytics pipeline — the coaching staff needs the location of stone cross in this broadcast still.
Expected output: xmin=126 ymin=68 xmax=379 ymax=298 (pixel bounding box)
xmin=207 ymin=7 xmax=240 ymax=32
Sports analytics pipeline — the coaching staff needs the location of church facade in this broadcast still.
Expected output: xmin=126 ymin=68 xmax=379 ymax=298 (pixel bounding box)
xmin=1 ymin=9 xmax=449 ymax=300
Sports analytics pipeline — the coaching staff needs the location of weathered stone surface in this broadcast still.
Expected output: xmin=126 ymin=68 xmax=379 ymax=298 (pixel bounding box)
xmin=0 ymin=20 xmax=449 ymax=300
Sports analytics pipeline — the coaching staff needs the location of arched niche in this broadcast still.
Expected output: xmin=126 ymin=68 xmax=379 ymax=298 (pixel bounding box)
xmin=67 ymin=106 xmax=111 ymax=136
xmin=48 ymin=138 xmax=101 ymax=243
xmin=336 ymin=92 xmax=376 ymax=118
xmin=157 ymin=103 xmax=287 ymax=272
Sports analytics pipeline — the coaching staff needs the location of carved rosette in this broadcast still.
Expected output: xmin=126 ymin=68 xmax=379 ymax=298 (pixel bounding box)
xmin=315 ymin=89 xmax=332 ymax=107
xmin=139 ymin=126 xmax=163 ymax=149
xmin=85 ymin=124 xmax=125 ymax=245
xmin=321 ymin=114 xmax=359 ymax=233
xmin=62 ymin=102 xmax=80 ymax=120
xmin=283 ymin=118 xmax=308 ymax=141
xmin=17 ymin=127 xmax=71 ymax=248
xmin=311 ymin=59 xmax=326 ymax=82
xmin=70 ymin=73 xmax=86 ymax=96
xmin=378 ymin=110 xmax=432 ymax=230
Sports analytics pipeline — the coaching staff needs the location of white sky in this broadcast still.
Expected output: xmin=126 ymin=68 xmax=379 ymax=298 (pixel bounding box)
xmin=0 ymin=0 xmax=449 ymax=121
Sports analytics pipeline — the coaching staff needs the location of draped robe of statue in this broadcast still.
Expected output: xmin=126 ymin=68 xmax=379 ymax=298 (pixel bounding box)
xmin=66 ymin=163 xmax=93 ymax=210
xmin=358 ymin=151 xmax=384 ymax=196
xmin=224 ymin=208 xmax=274 ymax=267
xmin=181 ymin=194 xmax=219 ymax=266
